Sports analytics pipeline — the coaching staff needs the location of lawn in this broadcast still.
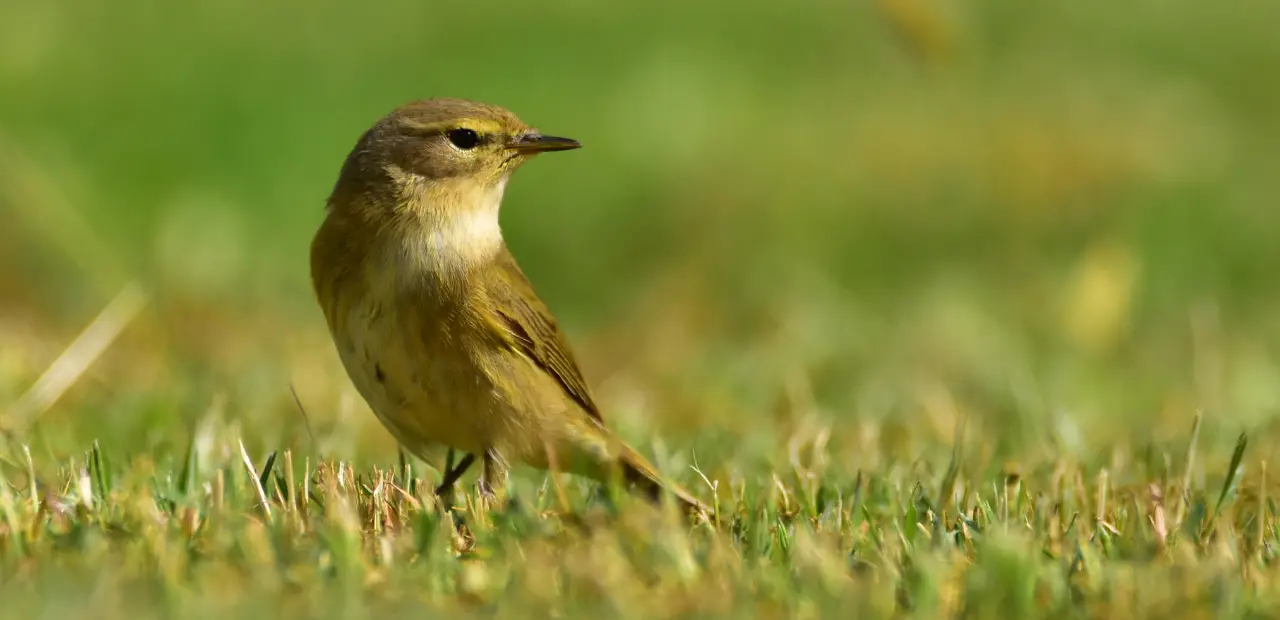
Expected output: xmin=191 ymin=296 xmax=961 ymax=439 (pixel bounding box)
xmin=2 ymin=1 xmax=1279 ymax=617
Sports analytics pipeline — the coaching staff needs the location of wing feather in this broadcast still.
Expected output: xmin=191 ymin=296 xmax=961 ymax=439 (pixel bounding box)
xmin=480 ymin=250 xmax=603 ymax=422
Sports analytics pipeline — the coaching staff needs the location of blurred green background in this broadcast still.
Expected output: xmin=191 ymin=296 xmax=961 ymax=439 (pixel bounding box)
xmin=2 ymin=0 xmax=1278 ymax=472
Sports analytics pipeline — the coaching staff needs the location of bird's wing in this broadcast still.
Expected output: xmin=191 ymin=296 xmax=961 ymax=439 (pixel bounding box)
xmin=481 ymin=250 xmax=603 ymax=423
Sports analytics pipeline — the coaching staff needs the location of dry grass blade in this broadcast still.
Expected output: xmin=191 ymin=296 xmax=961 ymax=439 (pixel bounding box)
xmin=288 ymin=384 xmax=317 ymax=449
xmin=1172 ymin=413 xmax=1202 ymax=530
xmin=5 ymin=281 xmax=148 ymax=433
xmin=240 ymin=439 xmax=274 ymax=522
xmin=1258 ymin=461 xmax=1268 ymax=563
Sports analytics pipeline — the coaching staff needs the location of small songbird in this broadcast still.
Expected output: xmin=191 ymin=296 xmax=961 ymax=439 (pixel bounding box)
xmin=311 ymin=98 xmax=706 ymax=513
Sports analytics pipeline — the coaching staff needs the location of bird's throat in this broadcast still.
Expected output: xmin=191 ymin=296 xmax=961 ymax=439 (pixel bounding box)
xmin=400 ymin=179 xmax=507 ymax=279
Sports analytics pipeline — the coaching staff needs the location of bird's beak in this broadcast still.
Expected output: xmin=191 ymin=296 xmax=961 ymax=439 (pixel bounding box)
xmin=506 ymin=132 xmax=581 ymax=154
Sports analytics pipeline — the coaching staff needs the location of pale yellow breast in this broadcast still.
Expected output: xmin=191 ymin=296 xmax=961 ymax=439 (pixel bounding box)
xmin=316 ymin=212 xmax=598 ymax=473
xmin=330 ymin=282 xmax=492 ymax=459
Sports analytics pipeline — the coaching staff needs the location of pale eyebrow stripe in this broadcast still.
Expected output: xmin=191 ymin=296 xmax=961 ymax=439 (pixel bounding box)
xmin=398 ymin=119 xmax=506 ymax=135
xmin=398 ymin=120 xmax=452 ymax=134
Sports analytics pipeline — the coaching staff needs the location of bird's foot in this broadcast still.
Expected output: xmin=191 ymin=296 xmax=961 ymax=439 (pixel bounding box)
xmin=475 ymin=448 xmax=508 ymax=512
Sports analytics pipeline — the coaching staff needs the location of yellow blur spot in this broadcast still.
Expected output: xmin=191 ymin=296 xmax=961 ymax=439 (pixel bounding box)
xmin=1062 ymin=242 xmax=1139 ymax=353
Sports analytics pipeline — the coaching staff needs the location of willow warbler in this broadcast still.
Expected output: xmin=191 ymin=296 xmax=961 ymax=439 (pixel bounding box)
xmin=311 ymin=98 xmax=706 ymax=513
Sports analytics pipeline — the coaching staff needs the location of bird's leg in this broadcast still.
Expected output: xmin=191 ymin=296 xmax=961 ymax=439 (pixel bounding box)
xmin=478 ymin=448 xmax=508 ymax=500
xmin=434 ymin=450 xmax=476 ymax=496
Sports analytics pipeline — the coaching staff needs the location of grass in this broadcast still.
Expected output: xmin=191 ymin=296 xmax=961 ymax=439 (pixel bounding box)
xmin=3 ymin=0 xmax=1280 ymax=617
xmin=0 ymin=409 xmax=1273 ymax=618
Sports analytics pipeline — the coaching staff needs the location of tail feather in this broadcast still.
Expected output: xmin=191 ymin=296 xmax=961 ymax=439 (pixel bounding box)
xmin=616 ymin=444 xmax=710 ymax=515
xmin=564 ymin=422 xmax=710 ymax=515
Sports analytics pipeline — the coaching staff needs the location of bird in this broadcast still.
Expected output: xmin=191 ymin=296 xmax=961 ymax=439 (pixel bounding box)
xmin=310 ymin=97 xmax=707 ymax=514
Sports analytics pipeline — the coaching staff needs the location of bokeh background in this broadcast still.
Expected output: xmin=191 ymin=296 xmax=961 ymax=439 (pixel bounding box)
xmin=2 ymin=0 xmax=1278 ymax=479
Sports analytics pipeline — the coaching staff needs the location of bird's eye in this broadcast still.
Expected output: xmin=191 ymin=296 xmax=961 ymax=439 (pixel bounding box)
xmin=447 ymin=128 xmax=481 ymax=150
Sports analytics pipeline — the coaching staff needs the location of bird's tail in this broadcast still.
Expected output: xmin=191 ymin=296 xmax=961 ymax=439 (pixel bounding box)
xmin=615 ymin=442 xmax=711 ymax=515
xmin=562 ymin=421 xmax=710 ymax=515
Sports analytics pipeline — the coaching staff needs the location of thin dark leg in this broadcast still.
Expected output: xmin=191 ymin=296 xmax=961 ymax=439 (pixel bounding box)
xmin=478 ymin=449 xmax=506 ymax=499
xmin=434 ymin=451 xmax=476 ymax=496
